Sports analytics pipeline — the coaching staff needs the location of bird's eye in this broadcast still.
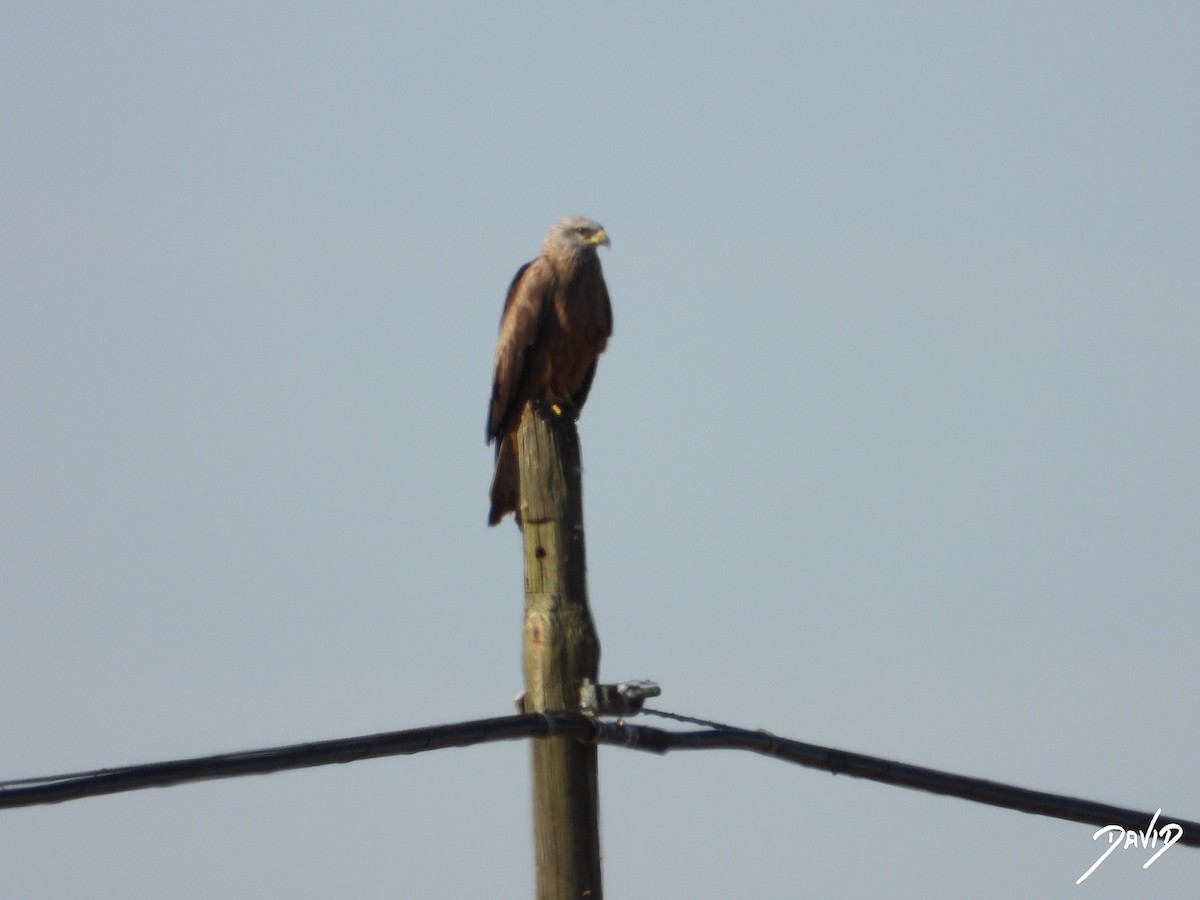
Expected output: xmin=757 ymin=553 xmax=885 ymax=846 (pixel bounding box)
xmin=575 ymin=226 xmax=589 ymax=235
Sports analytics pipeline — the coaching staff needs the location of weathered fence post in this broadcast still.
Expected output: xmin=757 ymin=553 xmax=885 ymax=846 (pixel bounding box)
xmin=517 ymin=401 xmax=603 ymax=899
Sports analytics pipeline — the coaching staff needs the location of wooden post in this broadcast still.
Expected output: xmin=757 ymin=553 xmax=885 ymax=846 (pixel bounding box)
xmin=517 ymin=401 xmax=603 ymax=900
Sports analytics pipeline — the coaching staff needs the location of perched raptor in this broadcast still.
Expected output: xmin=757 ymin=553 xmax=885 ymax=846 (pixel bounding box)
xmin=486 ymin=216 xmax=613 ymax=526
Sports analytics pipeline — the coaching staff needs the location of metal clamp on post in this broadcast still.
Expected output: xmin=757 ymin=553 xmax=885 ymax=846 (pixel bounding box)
xmin=578 ymin=679 xmax=661 ymax=717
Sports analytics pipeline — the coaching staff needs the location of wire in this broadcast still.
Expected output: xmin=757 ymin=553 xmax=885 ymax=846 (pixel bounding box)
xmin=599 ymin=714 xmax=1200 ymax=848
xmin=1 ymin=709 xmax=1197 ymax=851
xmin=641 ymin=706 xmax=739 ymax=730
xmin=0 ymin=715 xmax=549 ymax=809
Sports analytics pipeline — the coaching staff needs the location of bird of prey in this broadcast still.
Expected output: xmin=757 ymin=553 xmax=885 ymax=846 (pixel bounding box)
xmin=486 ymin=216 xmax=613 ymax=526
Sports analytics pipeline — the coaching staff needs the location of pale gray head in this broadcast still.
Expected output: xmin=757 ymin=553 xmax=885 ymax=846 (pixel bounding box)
xmin=543 ymin=215 xmax=611 ymax=257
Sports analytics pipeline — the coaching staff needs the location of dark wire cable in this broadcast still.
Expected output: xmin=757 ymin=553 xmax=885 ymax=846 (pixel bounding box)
xmin=2 ymin=709 xmax=1196 ymax=851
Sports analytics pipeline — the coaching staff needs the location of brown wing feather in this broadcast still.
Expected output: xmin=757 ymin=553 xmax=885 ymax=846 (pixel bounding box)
xmin=569 ymin=273 xmax=612 ymax=411
xmin=487 ymin=259 xmax=554 ymax=444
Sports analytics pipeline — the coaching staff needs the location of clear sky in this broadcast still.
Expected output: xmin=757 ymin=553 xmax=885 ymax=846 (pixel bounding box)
xmin=2 ymin=3 xmax=1197 ymax=897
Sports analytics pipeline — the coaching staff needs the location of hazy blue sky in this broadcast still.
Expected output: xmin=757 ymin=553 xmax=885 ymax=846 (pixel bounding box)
xmin=2 ymin=3 xmax=1197 ymax=897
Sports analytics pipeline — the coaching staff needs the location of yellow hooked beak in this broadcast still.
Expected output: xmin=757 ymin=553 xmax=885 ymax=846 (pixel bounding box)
xmin=587 ymin=228 xmax=611 ymax=248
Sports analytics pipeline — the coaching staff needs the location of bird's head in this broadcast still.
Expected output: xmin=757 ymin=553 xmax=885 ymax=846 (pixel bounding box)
xmin=546 ymin=215 xmax=610 ymax=255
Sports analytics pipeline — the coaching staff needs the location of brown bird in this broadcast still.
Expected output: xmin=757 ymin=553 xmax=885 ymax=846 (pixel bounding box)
xmin=486 ymin=216 xmax=613 ymax=526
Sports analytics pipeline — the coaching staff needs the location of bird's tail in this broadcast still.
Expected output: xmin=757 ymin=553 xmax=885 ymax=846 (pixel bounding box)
xmin=488 ymin=433 xmax=519 ymax=526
